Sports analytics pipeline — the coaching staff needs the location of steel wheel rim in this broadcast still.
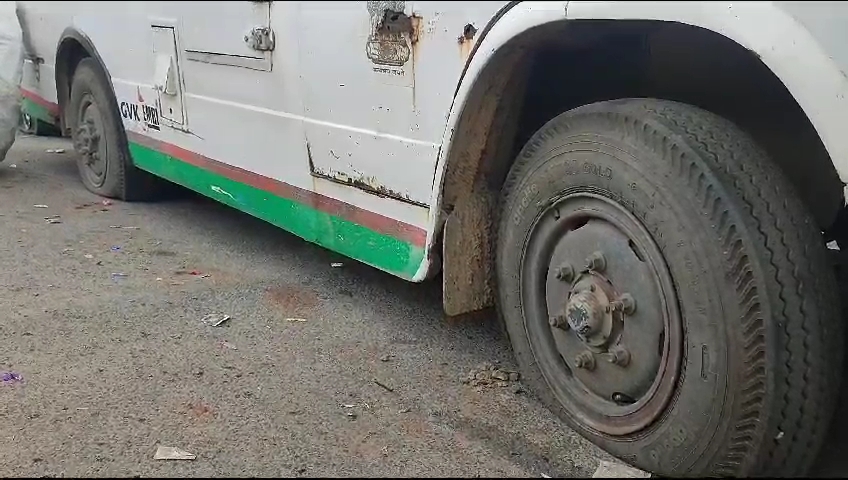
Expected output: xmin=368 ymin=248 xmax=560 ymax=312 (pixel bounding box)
xmin=520 ymin=190 xmax=682 ymax=436
xmin=75 ymin=94 xmax=108 ymax=188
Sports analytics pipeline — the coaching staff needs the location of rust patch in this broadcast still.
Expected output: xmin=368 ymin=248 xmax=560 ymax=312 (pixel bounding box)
xmin=310 ymin=165 xmax=424 ymax=207
xmin=265 ymin=283 xmax=320 ymax=317
xmin=458 ymin=23 xmax=477 ymax=61
xmin=365 ymin=2 xmax=421 ymax=68
xmin=367 ymin=9 xmax=413 ymax=66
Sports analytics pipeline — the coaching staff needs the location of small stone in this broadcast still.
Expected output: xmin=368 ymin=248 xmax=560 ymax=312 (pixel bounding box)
xmin=491 ymin=370 xmax=509 ymax=381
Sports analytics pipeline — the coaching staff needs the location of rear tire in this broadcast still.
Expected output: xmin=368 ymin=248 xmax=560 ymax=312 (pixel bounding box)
xmin=496 ymin=98 xmax=842 ymax=477
xmin=67 ymin=57 xmax=159 ymax=200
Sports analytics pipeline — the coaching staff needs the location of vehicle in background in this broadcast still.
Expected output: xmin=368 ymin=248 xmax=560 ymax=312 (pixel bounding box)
xmin=15 ymin=1 xmax=848 ymax=476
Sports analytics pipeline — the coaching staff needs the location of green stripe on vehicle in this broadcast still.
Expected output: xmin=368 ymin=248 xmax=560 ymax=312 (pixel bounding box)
xmin=128 ymin=141 xmax=425 ymax=279
xmin=21 ymin=98 xmax=57 ymax=126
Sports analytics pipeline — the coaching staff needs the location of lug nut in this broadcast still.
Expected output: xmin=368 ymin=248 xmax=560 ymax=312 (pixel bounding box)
xmin=585 ymin=251 xmax=606 ymax=272
xmin=555 ymin=264 xmax=575 ymax=283
xmin=608 ymin=293 xmax=636 ymax=315
xmin=575 ymin=351 xmax=596 ymax=371
xmin=618 ymin=293 xmax=636 ymax=315
xmin=606 ymin=345 xmax=631 ymax=367
xmin=549 ymin=314 xmax=569 ymax=330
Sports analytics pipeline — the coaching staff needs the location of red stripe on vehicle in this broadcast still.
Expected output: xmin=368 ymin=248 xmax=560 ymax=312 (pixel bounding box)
xmin=127 ymin=131 xmax=428 ymax=248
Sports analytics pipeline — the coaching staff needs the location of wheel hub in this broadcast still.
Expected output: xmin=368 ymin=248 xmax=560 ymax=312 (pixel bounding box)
xmin=74 ymin=120 xmax=101 ymax=163
xmin=563 ymin=274 xmax=618 ymax=348
xmin=73 ymin=95 xmax=108 ymax=187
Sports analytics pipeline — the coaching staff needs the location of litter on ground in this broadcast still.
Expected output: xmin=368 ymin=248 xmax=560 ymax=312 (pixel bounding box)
xmin=153 ymin=446 xmax=197 ymax=461
xmin=201 ymin=313 xmax=231 ymax=327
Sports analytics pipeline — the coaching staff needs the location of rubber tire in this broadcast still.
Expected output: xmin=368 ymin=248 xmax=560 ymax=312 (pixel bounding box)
xmin=68 ymin=58 xmax=159 ymax=200
xmin=496 ymin=98 xmax=843 ymax=477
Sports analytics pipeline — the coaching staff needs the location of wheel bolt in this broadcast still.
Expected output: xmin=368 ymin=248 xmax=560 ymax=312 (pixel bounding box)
xmin=606 ymin=345 xmax=631 ymax=367
xmin=585 ymin=251 xmax=606 ymax=272
xmin=575 ymin=351 xmax=595 ymax=371
xmin=618 ymin=293 xmax=636 ymax=315
xmin=549 ymin=314 xmax=569 ymax=330
xmin=555 ymin=264 xmax=574 ymax=283
xmin=608 ymin=294 xmax=636 ymax=315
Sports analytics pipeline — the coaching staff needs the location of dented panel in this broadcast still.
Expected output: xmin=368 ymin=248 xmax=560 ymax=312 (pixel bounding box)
xmin=298 ymin=1 xmax=507 ymax=206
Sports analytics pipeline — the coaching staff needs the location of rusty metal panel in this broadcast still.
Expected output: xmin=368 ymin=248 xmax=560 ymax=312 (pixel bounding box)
xmin=298 ymin=1 xmax=506 ymax=206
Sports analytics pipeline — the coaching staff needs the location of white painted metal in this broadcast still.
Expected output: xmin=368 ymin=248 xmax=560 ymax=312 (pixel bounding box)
xmin=15 ymin=1 xmax=848 ymax=285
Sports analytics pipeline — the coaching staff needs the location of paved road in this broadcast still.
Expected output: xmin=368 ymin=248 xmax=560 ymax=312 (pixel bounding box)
xmin=0 ymin=135 xmax=617 ymax=478
xmin=4 ymin=135 xmax=848 ymax=478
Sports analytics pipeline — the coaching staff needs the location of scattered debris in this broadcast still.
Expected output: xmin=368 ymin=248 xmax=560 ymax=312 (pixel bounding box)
xmin=285 ymin=318 xmax=307 ymax=322
xmin=330 ymin=262 xmax=344 ymax=268
xmin=109 ymin=225 xmax=139 ymax=230
xmin=46 ymin=148 xmax=65 ymax=154
xmin=61 ymin=248 xmax=74 ymax=254
xmin=110 ymin=246 xmax=121 ymax=252
xmin=110 ymin=272 xmax=128 ymax=279
xmin=101 ymin=199 xmax=112 ymax=206
xmin=1 ymin=372 xmax=22 ymax=384
xmin=345 ymin=411 xmax=357 ymax=420
xmin=397 ymin=407 xmax=411 ymax=414
xmin=462 ymin=362 xmax=521 ymax=389
xmin=153 ymin=446 xmax=197 ymax=461
xmin=84 ymin=254 xmax=94 ymax=259
xmin=176 ymin=269 xmax=210 ymax=278
xmin=541 ymin=474 xmax=551 ymax=479
xmin=592 ymin=460 xmax=651 ymax=478
xmin=201 ymin=313 xmax=231 ymax=327
xmin=776 ymin=431 xmax=784 ymax=440
xmin=373 ymin=378 xmax=394 ymax=392
xmin=380 ymin=354 xmax=394 ymax=362
xmin=8 ymin=163 xmax=15 ymax=168
xmin=45 ymin=218 xmax=61 ymax=224
xmin=219 ymin=340 xmax=237 ymax=350
xmin=33 ymin=204 xmax=48 ymax=208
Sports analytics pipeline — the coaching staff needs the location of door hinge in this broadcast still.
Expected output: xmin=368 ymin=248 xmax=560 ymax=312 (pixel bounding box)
xmin=244 ymin=26 xmax=275 ymax=52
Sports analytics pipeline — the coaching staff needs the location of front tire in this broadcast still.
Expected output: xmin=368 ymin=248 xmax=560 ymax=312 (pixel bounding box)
xmin=496 ymin=98 xmax=842 ymax=477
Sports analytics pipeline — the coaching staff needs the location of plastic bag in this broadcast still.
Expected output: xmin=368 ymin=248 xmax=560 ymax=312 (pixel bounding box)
xmin=0 ymin=1 xmax=23 ymax=163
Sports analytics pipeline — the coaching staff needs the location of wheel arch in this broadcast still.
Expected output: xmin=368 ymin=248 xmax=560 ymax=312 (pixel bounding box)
xmin=434 ymin=1 xmax=848 ymax=316
xmin=54 ymin=27 xmax=114 ymax=136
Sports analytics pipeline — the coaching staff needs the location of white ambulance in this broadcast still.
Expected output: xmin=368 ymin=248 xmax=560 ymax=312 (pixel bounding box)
xmin=15 ymin=1 xmax=848 ymax=476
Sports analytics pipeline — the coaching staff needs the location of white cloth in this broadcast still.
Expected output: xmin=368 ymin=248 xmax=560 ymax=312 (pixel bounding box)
xmin=0 ymin=1 xmax=23 ymax=162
